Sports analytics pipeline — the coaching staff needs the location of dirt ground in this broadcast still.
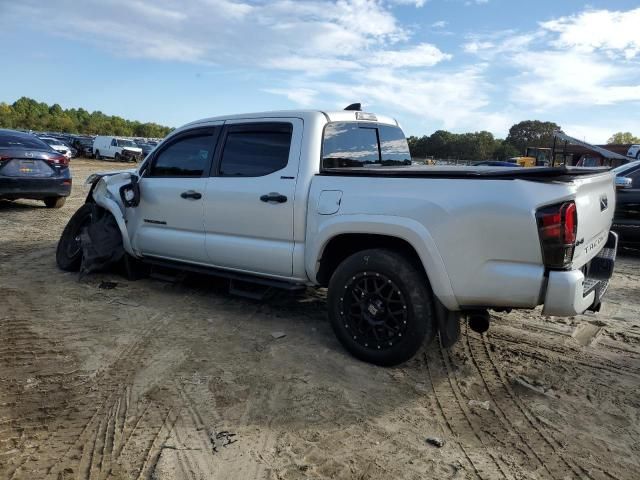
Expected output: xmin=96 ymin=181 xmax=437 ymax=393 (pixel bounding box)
xmin=0 ymin=158 xmax=639 ymax=480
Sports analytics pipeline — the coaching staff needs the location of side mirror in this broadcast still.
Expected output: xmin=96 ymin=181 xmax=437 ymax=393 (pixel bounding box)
xmin=119 ymin=174 xmax=140 ymax=207
xmin=616 ymin=176 xmax=633 ymax=190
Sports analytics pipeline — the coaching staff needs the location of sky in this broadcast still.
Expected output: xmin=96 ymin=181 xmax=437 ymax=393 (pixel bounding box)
xmin=1 ymin=0 xmax=639 ymax=142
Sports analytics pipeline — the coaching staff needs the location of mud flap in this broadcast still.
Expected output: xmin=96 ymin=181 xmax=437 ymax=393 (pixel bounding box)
xmin=79 ymin=207 xmax=125 ymax=276
xmin=434 ymin=298 xmax=461 ymax=348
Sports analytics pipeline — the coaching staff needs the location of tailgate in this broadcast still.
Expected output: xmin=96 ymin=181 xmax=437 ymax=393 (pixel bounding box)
xmin=572 ymin=171 xmax=615 ymax=268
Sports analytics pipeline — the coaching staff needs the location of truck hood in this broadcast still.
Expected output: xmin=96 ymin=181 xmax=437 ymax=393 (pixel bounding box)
xmin=85 ymin=168 xmax=137 ymax=187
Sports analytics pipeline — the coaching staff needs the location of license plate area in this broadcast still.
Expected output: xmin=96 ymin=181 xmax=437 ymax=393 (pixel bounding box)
xmin=1 ymin=159 xmax=54 ymax=177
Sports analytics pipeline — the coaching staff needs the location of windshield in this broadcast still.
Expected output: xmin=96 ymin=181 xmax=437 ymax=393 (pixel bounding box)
xmin=42 ymin=138 xmax=64 ymax=146
xmin=612 ymin=160 xmax=640 ymax=176
xmin=117 ymin=139 xmax=137 ymax=147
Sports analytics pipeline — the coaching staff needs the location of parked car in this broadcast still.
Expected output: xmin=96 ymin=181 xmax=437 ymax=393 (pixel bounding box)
xmin=627 ymin=145 xmax=640 ymax=159
xmin=93 ymin=136 xmax=143 ymax=162
xmin=0 ymin=129 xmax=71 ymax=208
xmin=612 ymin=160 xmax=640 ymax=245
xmin=135 ymin=142 xmax=155 ymax=158
xmin=39 ymin=136 xmax=73 ymax=159
xmin=56 ymin=108 xmax=617 ymax=366
xmin=70 ymin=136 xmax=94 ymax=157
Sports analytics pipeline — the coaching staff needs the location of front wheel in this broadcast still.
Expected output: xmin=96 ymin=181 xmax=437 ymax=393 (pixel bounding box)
xmin=327 ymin=249 xmax=435 ymax=366
xmin=56 ymin=203 xmax=94 ymax=271
xmin=114 ymin=152 xmax=121 ymax=162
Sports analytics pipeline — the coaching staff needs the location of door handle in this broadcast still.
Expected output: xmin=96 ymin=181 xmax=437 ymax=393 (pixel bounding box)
xmin=260 ymin=193 xmax=287 ymax=203
xmin=180 ymin=190 xmax=202 ymax=200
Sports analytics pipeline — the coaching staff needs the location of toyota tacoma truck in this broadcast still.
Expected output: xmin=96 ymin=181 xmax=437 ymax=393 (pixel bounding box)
xmin=56 ymin=106 xmax=618 ymax=366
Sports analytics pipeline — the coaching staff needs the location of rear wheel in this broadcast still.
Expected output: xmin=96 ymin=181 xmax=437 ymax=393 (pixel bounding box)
xmin=327 ymin=248 xmax=435 ymax=366
xmin=44 ymin=196 xmax=66 ymax=208
xmin=56 ymin=203 xmax=93 ymax=271
xmin=95 ymin=150 xmax=101 ymax=160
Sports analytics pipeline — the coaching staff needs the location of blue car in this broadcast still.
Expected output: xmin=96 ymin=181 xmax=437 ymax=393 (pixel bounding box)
xmin=0 ymin=129 xmax=72 ymax=208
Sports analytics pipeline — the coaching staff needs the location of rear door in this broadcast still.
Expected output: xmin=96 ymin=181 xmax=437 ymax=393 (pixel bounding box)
xmin=128 ymin=126 xmax=221 ymax=264
xmin=203 ymin=119 xmax=302 ymax=277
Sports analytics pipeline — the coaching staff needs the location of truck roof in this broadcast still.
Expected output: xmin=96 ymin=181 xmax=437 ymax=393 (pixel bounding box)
xmin=183 ymin=110 xmax=399 ymax=128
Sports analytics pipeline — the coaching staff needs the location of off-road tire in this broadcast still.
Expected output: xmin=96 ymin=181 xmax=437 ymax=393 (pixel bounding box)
xmin=327 ymin=248 xmax=435 ymax=366
xmin=56 ymin=203 xmax=94 ymax=271
xmin=44 ymin=196 xmax=66 ymax=208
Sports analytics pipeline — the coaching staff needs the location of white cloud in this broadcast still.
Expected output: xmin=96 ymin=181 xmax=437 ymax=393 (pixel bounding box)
xmin=389 ymin=0 xmax=427 ymax=7
xmin=368 ymin=43 xmax=451 ymax=68
xmin=462 ymin=30 xmax=542 ymax=56
xmin=263 ymin=88 xmax=318 ymax=107
xmin=511 ymin=51 xmax=640 ymax=108
xmin=2 ymin=0 xmax=408 ymax=66
xmin=541 ymin=8 xmax=640 ymax=60
xmin=431 ymin=20 xmax=448 ymax=28
xmin=464 ymin=7 xmax=640 ymax=111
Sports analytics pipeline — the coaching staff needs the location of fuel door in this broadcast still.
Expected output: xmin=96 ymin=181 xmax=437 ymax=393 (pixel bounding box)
xmin=317 ymin=190 xmax=342 ymax=215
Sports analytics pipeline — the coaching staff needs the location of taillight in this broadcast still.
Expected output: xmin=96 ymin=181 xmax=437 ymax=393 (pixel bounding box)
xmin=46 ymin=154 xmax=69 ymax=166
xmin=536 ymin=201 xmax=578 ymax=269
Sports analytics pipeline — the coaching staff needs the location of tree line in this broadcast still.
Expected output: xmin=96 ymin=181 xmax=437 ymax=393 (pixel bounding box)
xmin=0 ymin=97 xmax=172 ymax=138
xmin=2 ymin=97 xmax=636 ymax=154
xmin=407 ymin=120 xmax=560 ymax=161
xmin=408 ymin=120 xmax=639 ymax=161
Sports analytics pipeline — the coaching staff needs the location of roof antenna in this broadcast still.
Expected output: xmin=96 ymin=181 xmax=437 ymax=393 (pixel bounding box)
xmin=344 ymin=103 xmax=362 ymax=111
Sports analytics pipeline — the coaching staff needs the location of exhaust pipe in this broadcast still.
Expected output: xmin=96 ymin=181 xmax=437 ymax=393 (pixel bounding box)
xmin=467 ymin=310 xmax=490 ymax=334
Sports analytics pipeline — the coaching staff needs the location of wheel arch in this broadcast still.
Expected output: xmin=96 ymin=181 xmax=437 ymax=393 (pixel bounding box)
xmin=308 ymin=216 xmax=459 ymax=310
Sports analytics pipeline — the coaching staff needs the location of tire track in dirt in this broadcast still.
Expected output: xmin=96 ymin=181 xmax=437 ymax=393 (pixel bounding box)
xmin=462 ymin=327 xmax=581 ymax=479
xmin=490 ymin=329 xmax=640 ymax=379
xmin=478 ymin=330 xmax=616 ymax=480
xmin=422 ymin=343 xmax=509 ymax=480
xmin=49 ymin=314 xmax=175 ymax=479
xmin=475 ymin=329 xmax=622 ymax=480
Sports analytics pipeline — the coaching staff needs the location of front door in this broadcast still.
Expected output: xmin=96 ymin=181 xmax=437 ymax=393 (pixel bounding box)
xmin=129 ymin=126 xmax=220 ymax=264
xmin=203 ymin=119 xmax=302 ymax=277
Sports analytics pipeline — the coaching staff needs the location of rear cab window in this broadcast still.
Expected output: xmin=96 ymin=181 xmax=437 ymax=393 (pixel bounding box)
xmin=322 ymin=122 xmax=411 ymax=170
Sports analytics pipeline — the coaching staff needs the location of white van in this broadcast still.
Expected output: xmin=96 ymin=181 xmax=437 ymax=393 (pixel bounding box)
xmin=93 ymin=136 xmax=143 ymax=162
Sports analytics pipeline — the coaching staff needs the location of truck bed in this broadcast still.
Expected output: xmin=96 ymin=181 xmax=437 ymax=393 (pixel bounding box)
xmin=320 ymin=165 xmax=609 ymax=181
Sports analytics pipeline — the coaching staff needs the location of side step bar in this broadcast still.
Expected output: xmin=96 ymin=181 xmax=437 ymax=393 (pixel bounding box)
xmin=141 ymin=256 xmax=306 ymax=294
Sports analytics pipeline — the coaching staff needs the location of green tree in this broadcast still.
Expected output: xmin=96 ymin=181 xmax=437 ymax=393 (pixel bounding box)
xmin=0 ymin=96 xmax=173 ymax=138
xmin=493 ymin=141 xmax=520 ymax=161
xmin=607 ymin=132 xmax=640 ymax=144
xmin=505 ymin=120 xmax=561 ymax=154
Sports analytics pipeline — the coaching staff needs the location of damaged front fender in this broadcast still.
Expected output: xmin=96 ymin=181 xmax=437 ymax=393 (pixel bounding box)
xmin=90 ymin=172 xmax=138 ymax=258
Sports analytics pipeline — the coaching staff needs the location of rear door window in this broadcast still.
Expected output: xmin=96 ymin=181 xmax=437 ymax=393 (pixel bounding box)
xmin=218 ymin=123 xmax=292 ymax=177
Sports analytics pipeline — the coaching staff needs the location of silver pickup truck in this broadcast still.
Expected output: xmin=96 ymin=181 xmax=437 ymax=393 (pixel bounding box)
xmin=56 ymin=107 xmax=617 ymax=366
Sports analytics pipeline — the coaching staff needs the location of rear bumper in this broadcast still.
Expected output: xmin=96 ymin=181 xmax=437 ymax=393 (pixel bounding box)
xmin=542 ymin=232 xmax=617 ymax=316
xmin=0 ymin=176 xmax=72 ymax=200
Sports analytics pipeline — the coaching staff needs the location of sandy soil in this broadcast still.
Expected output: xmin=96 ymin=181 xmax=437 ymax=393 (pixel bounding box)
xmin=0 ymin=158 xmax=639 ymax=480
